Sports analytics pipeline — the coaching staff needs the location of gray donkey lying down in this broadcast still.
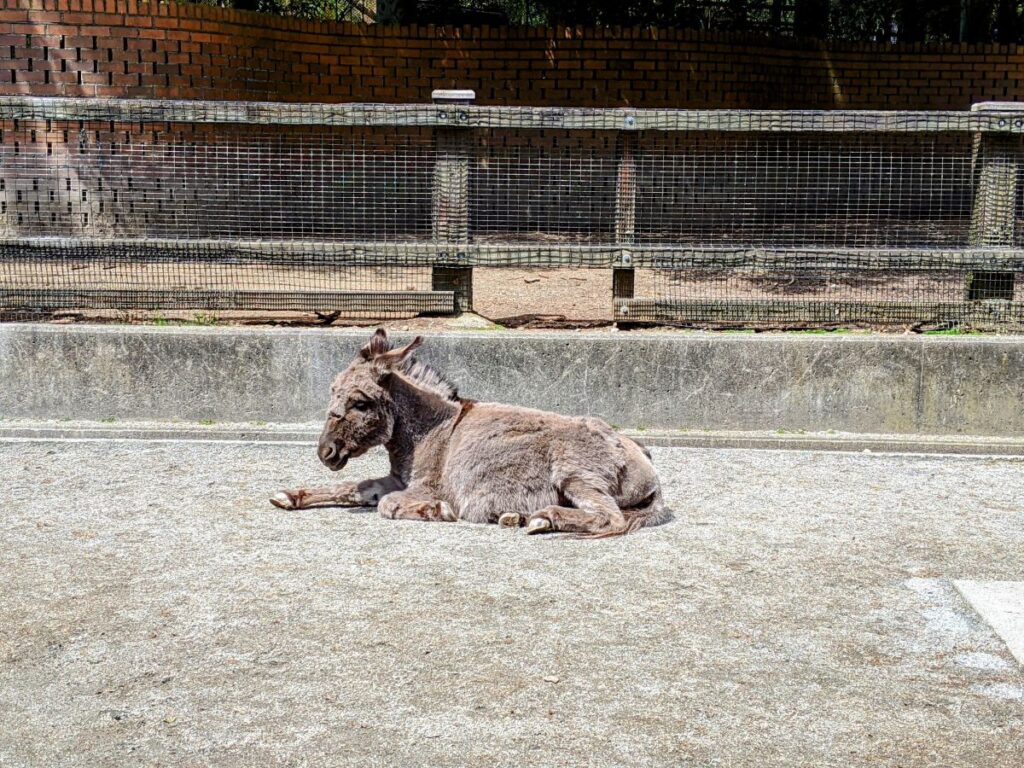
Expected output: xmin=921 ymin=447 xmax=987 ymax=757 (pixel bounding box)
xmin=271 ymin=329 xmax=667 ymax=536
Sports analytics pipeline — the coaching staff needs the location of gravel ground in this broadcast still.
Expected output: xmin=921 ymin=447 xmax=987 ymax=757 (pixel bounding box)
xmin=1 ymin=439 xmax=1023 ymax=767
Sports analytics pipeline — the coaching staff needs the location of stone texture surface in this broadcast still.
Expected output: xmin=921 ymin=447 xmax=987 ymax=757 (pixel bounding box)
xmin=1 ymin=439 xmax=1023 ymax=766
xmin=3 ymin=324 xmax=1024 ymax=436
xmin=955 ymin=581 xmax=1024 ymax=666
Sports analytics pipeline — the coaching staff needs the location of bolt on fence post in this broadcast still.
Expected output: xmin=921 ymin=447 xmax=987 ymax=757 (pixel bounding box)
xmin=967 ymin=102 xmax=1023 ymax=302
xmin=613 ymin=124 xmax=638 ymax=323
xmin=431 ymin=89 xmax=475 ymax=314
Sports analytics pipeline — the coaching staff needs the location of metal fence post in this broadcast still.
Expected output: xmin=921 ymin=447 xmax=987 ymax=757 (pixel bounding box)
xmin=431 ymin=89 xmax=474 ymax=313
xmin=613 ymin=125 xmax=637 ymax=321
xmin=968 ymin=102 xmax=1023 ymax=301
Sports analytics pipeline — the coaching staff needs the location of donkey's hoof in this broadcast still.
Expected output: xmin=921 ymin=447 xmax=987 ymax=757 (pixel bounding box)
xmin=270 ymin=491 xmax=296 ymax=510
xmin=439 ymin=501 xmax=458 ymax=522
xmin=498 ymin=512 xmax=522 ymax=529
xmin=526 ymin=517 xmax=552 ymax=535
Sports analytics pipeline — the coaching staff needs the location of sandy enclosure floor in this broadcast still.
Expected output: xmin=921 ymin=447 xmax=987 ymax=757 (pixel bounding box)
xmin=1 ymin=440 xmax=1023 ymax=767
xmin=7 ymin=263 xmax=1019 ymax=323
xmin=0 ymin=263 xmax=614 ymax=320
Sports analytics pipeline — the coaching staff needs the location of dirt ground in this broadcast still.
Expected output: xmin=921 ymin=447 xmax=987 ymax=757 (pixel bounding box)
xmin=1 ymin=438 xmax=1023 ymax=767
xmin=475 ymin=267 xmax=613 ymax=320
xmin=7 ymin=262 xmax=1018 ymax=326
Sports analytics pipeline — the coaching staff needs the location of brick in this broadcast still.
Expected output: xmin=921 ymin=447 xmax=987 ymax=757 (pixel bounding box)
xmin=2 ymin=1 xmax=1024 ymax=109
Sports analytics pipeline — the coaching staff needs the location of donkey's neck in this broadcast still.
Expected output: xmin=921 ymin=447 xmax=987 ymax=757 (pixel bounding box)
xmin=384 ymin=373 xmax=460 ymax=478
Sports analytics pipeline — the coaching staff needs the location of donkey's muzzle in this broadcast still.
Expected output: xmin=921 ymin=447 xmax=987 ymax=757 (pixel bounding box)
xmin=318 ymin=439 xmax=348 ymax=471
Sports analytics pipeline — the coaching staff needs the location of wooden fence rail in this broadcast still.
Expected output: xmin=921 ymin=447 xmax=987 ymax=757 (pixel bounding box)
xmin=2 ymin=92 xmax=1023 ymax=327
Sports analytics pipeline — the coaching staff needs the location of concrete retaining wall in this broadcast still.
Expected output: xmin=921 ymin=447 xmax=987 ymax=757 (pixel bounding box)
xmin=1 ymin=324 xmax=1023 ymax=437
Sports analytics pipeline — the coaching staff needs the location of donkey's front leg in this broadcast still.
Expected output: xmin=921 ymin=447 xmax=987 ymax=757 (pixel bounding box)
xmin=270 ymin=475 xmax=403 ymax=510
xmin=378 ymin=485 xmax=457 ymax=523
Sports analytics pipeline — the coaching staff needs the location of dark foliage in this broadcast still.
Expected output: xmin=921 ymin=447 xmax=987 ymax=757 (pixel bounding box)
xmin=186 ymin=1 xmax=1024 ymax=43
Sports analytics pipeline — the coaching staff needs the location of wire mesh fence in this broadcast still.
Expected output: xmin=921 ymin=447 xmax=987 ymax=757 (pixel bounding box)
xmin=1 ymin=95 xmax=1023 ymax=328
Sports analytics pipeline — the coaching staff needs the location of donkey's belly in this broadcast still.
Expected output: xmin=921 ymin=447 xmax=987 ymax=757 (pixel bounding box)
xmin=437 ymin=401 xmax=628 ymax=525
xmin=451 ymin=484 xmax=561 ymax=525
xmin=443 ymin=444 xmax=561 ymax=524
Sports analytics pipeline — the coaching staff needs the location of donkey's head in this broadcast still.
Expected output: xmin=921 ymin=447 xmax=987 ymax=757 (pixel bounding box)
xmin=317 ymin=329 xmax=422 ymax=470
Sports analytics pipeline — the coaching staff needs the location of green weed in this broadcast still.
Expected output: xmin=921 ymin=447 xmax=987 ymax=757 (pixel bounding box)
xmin=922 ymin=327 xmax=984 ymax=336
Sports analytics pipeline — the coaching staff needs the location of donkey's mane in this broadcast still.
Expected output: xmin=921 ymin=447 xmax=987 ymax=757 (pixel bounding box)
xmin=362 ymin=332 xmax=460 ymax=402
xmin=399 ymin=357 xmax=460 ymax=402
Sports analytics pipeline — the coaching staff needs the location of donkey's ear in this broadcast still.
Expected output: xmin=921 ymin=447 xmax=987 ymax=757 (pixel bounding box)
xmin=359 ymin=328 xmax=390 ymax=360
xmin=374 ymin=336 xmax=423 ymax=369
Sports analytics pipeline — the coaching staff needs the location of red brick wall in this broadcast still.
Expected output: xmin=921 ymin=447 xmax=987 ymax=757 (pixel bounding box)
xmin=0 ymin=0 xmax=1023 ymax=108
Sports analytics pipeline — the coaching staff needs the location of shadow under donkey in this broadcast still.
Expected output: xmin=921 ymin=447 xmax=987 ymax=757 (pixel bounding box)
xmin=271 ymin=329 xmax=670 ymax=537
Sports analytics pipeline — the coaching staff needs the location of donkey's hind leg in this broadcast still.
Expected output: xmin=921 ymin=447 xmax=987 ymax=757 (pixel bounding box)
xmin=525 ymin=479 xmax=628 ymax=536
xmin=270 ymin=475 xmax=402 ymax=510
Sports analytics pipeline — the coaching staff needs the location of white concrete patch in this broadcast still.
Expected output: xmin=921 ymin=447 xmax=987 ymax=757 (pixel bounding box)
xmin=904 ymin=577 xmax=976 ymax=653
xmin=970 ymin=682 xmax=1024 ymax=701
xmin=954 ymin=580 xmax=1024 ymax=667
xmin=955 ymin=651 xmax=1015 ymax=671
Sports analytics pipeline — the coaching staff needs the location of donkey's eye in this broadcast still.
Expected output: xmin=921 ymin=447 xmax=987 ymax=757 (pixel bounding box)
xmin=351 ymin=401 xmax=371 ymax=412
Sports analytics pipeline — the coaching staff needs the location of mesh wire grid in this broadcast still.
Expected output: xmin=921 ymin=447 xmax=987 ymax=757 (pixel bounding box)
xmin=0 ymin=120 xmax=444 ymax=318
xmin=621 ymin=131 xmax=1020 ymax=328
xmin=1 ymin=99 xmax=1023 ymax=327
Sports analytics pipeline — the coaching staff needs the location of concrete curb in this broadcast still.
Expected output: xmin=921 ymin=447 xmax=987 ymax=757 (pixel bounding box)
xmin=2 ymin=323 xmax=1023 ymax=438
xmin=3 ymin=420 xmax=1024 ymax=456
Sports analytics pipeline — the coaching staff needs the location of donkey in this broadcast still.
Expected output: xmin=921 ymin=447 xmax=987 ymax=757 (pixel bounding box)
xmin=270 ymin=329 xmax=667 ymax=536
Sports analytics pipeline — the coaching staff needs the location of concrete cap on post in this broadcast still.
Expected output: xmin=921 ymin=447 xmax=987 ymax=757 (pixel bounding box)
xmin=971 ymin=102 xmax=1024 ymax=112
xmin=432 ymin=89 xmax=476 ymax=104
